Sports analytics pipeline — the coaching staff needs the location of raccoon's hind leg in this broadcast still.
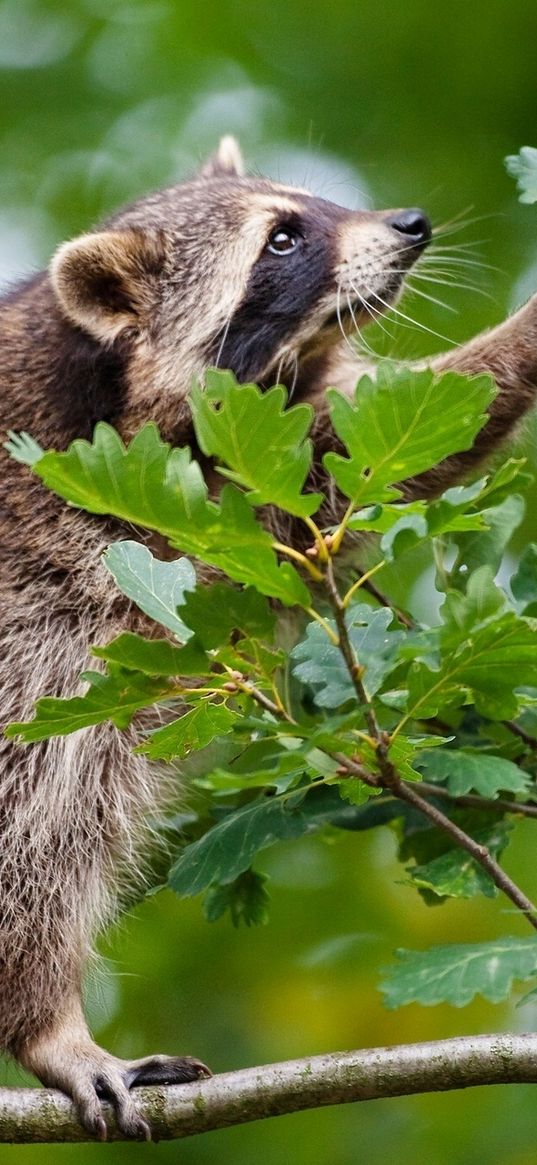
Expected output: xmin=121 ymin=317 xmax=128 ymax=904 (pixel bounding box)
xmin=411 ymin=291 xmax=537 ymax=495
xmin=20 ymin=1011 xmax=210 ymax=1141
xmin=1 ymin=608 xmax=210 ymax=1140
xmin=19 ymin=996 xmax=210 ymax=1140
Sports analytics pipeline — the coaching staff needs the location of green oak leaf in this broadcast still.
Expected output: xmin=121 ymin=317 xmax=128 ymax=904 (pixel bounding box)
xmin=439 ymin=566 xmax=507 ymax=642
xmin=323 ymin=366 xmax=495 ymax=505
xmin=409 ymin=821 xmax=511 ymax=900
xmin=92 ymin=631 xmax=209 ymax=676
xmin=10 ymin=422 xmax=310 ymax=607
xmin=416 ymin=748 xmax=531 ymax=797
xmin=178 ymin=584 xmax=275 ymax=648
xmin=216 ymin=639 xmax=286 ymax=685
xmin=380 ymin=513 xmax=428 ymax=560
xmin=5 ymin=666 xmax=173 ymax=741
xmin=348 ymin=460 xmax=530 ymax=541
xmin=135 ymin=701 xmax=239 ymax=761
xmin=169 ymin=793 xmax=310 ymax=894
xmin=448 ymin=495 xmax=525 ymax=584
xmin=203 ymin=869 xmax=271 ymax=927
xmin=403 ymin=610 xmax=537 ymax=722
xmin=291 ymin=603 xmax=404 ymax=706
xmin=347 ymin=501 xmax=427 ymax=534
xmin=168 ymin=786 xmax=356 ymax=897
xmin=337 ymin=779 xmax=375 ymax=806
xmin=103 ymin=541 xmax=195 ymax=638
xmin=511 ymin=544 xmax=537 ymax=607
xmin=477 ymin=458 xmax=533 ymax=507
xmin=381 ymin=937 xmax=537 ymax=1008
xmin=191 ymin=371 xmax=322 ymax=517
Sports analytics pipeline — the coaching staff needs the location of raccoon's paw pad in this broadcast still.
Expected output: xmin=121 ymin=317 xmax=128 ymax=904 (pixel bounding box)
xmin=124 ymin=1053 xmax=212 ymax=1089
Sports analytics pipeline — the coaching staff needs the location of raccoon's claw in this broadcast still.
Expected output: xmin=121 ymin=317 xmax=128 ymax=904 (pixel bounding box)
xmin=89 ymin=1053 xmax=211 ymax=1138
xmin=91 ymin=1067 xmax=152 ymax=1141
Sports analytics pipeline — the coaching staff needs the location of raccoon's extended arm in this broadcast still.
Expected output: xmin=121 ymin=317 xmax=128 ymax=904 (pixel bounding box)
xmin=314 ymin=294 xmax=537 ymax=499
xmin=411 ymin=293 xmax=537 ymax=496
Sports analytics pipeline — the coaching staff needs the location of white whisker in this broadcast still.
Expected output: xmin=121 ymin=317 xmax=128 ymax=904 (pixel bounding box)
xmin=213 ymin=313 xmax=233 ymax=369
xmin=345 ymin=290 xmax=383 ymax=358
xmin=404 ymin=281 xmax=458 ymax=314
xmin=364 ymin=283 xmax=458 ymax=346
xmin=336 ymin=284 xmax=359 ymax=355
xmin=411 ymin=270 xmax=495 ymax=301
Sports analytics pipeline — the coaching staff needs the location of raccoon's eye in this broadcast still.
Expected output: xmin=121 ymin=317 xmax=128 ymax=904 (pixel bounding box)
xmin=266 ymin=227 xmax=299 ymax=256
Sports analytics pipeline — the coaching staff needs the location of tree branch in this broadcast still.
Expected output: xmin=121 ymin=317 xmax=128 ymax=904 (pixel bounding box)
xmin=3 ymin=1035 xmax=537 ymax=1143
xmin=320 ymin=560 xmax=537 ymax=931
xmin=394 ymin=778 xmax=537 ymax=929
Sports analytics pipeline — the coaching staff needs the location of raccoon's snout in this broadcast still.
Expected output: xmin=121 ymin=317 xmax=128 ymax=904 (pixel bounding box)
xmin=385 ymin=208 xmax=432 ymax=252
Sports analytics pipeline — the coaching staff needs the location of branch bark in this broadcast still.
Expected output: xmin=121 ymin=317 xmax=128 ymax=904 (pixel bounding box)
xmin=3 ymin=1034 xmax=537 ymax=1143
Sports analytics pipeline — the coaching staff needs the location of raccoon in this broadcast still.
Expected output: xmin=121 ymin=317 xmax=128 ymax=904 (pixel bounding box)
xmin=1 ymin=136 xmax=537 ymax=1140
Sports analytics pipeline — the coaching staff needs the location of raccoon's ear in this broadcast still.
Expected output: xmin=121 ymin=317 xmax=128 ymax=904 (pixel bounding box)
xmin=50 ymin=229 xmax=164 ymax=344
xmin=199 ymin=135 xmax=245 ymax=178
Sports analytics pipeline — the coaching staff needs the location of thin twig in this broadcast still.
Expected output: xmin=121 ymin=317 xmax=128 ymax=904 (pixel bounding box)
xmin=321 ymin=561 xmax=537 ymax=932
xmin=411 ymin=780 xmax=537 ymax=820
xmin=357 ymin=576 xmax=414 ymax=629
xmin=504 ymin=720 xmax=537 ymax=753
xmin=233 ymin=561 xmax=537 ymax=932
xmin=226 ymin=678 xmax=296 ymax=723
xmin=324 ymin=559 xmax=381 ymax=742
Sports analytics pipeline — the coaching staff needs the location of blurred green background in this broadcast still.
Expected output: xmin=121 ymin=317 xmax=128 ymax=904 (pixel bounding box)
xmin=2 ymin=2 xmax=537 ymax=1162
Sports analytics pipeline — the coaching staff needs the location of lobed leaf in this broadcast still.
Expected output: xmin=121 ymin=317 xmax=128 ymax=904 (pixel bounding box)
xmin=103 ymin=540 xmax=195 ymax=637
xmin=511 ymin=544 xmax=537 ymax=607
xmin=409 ymin=821 xmax=511 ymax=900
xmin=92 ymin=631 xmax=209 ymax=676
xmin=135 ymin=701 xmax=239 ymax=761
xmin=448 ymin=495 xmax=525 ymax=583
xmin=178 ymin=584 xmax=275 ymax=648
xmin=381 ymin=937 xmax=537 ymax=1008
xmin=13 ymin=422 xmax=310 ymax=607
xmin=168 ymin=786 xmax=355 ymax=897
xmin=6 ymin=667 xmax=173 ymax=741
xmin=291 ymin=603 xmax=404 ymax=706
xmin=398 ymin=568 xmax=537 ymax=724
xmin=191 ymin=371 xmax=322 ymax=517
xmin=203 ymin=869 xmax=270 ymax=927
xmin=416 ymin=748 xmax=531 ymax=798
xmin=323 ymin=365 xmax=495 ymax=506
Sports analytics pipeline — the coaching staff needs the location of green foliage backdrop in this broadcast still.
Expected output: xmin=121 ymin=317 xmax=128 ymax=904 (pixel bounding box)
xmin=2 ymin=3 xmax=537 ymax=1163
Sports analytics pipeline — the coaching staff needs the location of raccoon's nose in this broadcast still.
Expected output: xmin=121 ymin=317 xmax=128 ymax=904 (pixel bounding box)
xmin=386 ymin=209 xmax=432 ymax=250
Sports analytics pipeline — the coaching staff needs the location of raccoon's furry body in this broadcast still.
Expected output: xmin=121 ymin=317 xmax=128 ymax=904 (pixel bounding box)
xmin=2 ymin=136 xmax=537 ymax=1138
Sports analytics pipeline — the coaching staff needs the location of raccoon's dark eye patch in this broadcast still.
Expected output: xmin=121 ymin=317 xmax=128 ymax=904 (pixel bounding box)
xmin=266 ymin=227 xmax=300 ymax=256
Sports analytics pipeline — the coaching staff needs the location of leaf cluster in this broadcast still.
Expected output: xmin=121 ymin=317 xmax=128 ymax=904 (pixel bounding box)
xmin=5 ymin=361 xmax=537 ymax=1011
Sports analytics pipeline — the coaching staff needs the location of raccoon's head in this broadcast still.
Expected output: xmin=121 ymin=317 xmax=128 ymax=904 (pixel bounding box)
xmin=50 ymin=136 xmax=430 ymax=417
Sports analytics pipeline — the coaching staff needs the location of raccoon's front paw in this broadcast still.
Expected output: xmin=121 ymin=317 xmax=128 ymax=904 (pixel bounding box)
xmin=21 ymin=1034 xmax=211 ymax=1140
